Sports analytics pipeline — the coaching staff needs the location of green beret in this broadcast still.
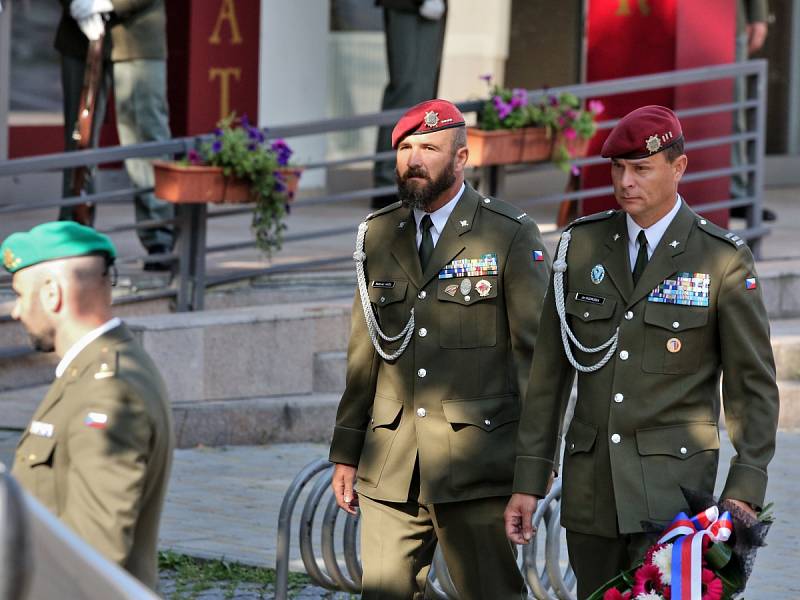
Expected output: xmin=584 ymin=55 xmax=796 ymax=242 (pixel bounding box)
xmin=1 ymin=221 xmax=117 ymax=274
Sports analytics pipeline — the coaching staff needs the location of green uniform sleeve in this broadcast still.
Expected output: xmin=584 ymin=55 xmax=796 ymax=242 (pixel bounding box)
xmin=503 ymin=220 xmax=552 ymax=402
xmin=744 ymin=0 xmax=769 ymax=24
xmin=513 ymin=270 xmax=576 ymax=497
xmin=717 ymin=246 xmax=779 ymax=508
xmin=110 ymin=0 xmax=158 ymax=17
xmin=329 ymin=292 xmax=381 ymax=466
xmin=62 ymin=379 xmax=151 ymax=566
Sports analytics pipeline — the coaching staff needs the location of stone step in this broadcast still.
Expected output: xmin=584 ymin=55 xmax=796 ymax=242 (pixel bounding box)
xmin=0 ymin=347 xmax=58 ymax=392
xmin=171 ymin=393 xmax=340 ymax=448
xmin=777 ymin=380 xmax=800 ymax=431
xmin=772 ymin=332 xmax=800 ymax=382
xmin=313 ymin=351 xmax=347 ymax=393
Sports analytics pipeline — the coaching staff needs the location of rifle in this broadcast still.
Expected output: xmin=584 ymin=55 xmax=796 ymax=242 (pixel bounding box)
xmin=69 ymin=32 xmax=106 ymax=226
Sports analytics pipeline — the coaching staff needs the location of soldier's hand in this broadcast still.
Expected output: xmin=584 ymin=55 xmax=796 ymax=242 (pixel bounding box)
xmin=746 ymin=21 xmax=768 ymax=54
xmin=331 ymin=463 xmax=359 ymax=515
xmin=504 ymin=493 xmax=538 ymax=545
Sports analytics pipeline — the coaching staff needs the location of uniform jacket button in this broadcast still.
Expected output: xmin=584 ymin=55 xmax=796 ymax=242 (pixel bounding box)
xmin=611 ymin=434 xmax=621 ymax=444
xmin=614 ymin=393 xmax=624 ymax=403
xmin=419 ymin=328 xmax=427 ymax=337
xmin=418 ymin=291 xmax=427 ymax=299
xmin=416 ymin=408 xmax=427 ymax=417
xmin=680 ymin=446 xmax=688 ymax=455
xmin=417 ymin=368 xmax=427 ymax=378
xmin=672 ymin=321 xmax=680 ymax=329
xmin=484 ymin=419 xmax=491 ymax=426
xmin=619 ymin=350 xmax=629 ymax=360
xmin=625 ymin=311 xmax=634 ymax=320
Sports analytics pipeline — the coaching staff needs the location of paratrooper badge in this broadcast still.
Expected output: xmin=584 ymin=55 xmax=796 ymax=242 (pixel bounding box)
xmin=424 ymin=110 xmax=440 ymax=128
xmin=475 ymin=279 xmax=492 ymax=297
xmin=645 ymin=135 xmax=662 ymax=153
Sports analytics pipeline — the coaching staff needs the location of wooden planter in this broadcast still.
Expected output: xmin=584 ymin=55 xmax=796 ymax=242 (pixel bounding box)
xmin=551 ymin=134 xmax=591 ymax=160
xmin=520 ymin=127 xmax=552 ymax=163
xmin=274 ymin=167 xmax=304 ymax=202
xmin=466 ymin=128 xmax=524 ymax=166
xmin=153 ymin=161 xmax=253 ymax=204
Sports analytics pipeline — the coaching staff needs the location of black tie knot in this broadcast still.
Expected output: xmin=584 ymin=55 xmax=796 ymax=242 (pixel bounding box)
xmin=637 ymin=229 xmax=648 ymax=248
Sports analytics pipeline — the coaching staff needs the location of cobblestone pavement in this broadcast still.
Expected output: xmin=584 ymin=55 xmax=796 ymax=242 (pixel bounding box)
xmin=2 ymin=431 xmax=798 ymax=598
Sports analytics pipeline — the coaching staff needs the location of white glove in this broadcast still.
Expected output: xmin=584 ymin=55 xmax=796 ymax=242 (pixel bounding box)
xmin=77 ymin=13 xmax=106 ymax=41
xmin=71 ymin=0 xmax=113 ymax=22
xmin=419 ymin=0 xmax=445 ymax=20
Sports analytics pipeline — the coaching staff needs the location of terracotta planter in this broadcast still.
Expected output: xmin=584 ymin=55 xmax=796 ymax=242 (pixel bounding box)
xmin=274 ymin=167 xmax=304 ymax=202
xmin=520 ymin=127 xmax=553 ymax=163
xmin=466 ymin=128 xmax=524 ymax=166
xmin=153 ymin=161 xmax=253 ymax=204
xmin=551 ymin=134 xmax=591 ymax=161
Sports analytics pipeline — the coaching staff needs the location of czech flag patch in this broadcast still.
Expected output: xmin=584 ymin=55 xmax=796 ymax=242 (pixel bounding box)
xmin=532 ymin=250 xmax=544 ymax=262
xmin=85 ymin=412 xmax=108 ymax=429
xmin=745 ymin=277 xmax=757 ymax=290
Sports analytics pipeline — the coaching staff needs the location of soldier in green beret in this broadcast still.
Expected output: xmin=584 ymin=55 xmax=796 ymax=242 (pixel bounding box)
xmin=2 ymin=221 xmax=174 ymax=590
xmin=505 ymin=106 xmax=779 ymax=598
xmin=330 ymin=100 xmax=551 ymax=599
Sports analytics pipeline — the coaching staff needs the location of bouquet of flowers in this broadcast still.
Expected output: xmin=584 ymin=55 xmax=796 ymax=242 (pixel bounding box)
xmin=589 ymin=494 xmax=773 ymax=600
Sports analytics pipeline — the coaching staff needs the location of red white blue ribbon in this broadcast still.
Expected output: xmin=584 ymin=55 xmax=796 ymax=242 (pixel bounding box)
xmin=657 ymin=507 xmax=733 ymax=600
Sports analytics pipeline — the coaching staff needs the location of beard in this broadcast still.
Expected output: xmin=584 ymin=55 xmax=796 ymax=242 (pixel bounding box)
xmin=29 ymin=331 xmax=55 ymax=353
xmin=396 ymin=160 xmax=457 ymax=211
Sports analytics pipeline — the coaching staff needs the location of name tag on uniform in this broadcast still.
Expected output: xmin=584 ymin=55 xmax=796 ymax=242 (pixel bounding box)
xmin=575 ymin=293 xmax=605 ymax=305
xmin=648 ymin=272 xmax=710 ymax=307
xmin=30 ymin=420 xmax=54 ymax=438
xmin=371 ymin=281 xmax=395 ymax=288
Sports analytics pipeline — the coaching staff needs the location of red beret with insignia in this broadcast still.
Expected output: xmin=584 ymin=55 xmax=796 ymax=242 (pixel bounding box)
xmin=391 ymin=99 xmax=466 ymax=149
xmin=601 ymin=105 xmax=683 ymax=159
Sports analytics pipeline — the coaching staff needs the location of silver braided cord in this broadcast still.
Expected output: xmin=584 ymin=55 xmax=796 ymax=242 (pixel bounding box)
xmin=354 ymin=221 xmax=415 ymax=362
xmin=553 ymin=230 xmax=619 ymax=373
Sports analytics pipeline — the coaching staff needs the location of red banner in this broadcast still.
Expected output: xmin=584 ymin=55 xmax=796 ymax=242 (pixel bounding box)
xmin=582 ymin=0 xmax=735 ymax=226
xmin=167 ymin=0 xmax=260 ymax=136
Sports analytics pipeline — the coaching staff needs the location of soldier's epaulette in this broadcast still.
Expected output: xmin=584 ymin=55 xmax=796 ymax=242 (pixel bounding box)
xmin=480 ymin=196 xmax=530 ymax=223
xmin=91 ymin=347 xmax=119 ymax=381
xmin=365 ymin=201 xmax=403 ymax=221
xmin=695 ymin=217 xmax=746 ymax=249
xmin=567 ymin=209 xmax=619 ymax=229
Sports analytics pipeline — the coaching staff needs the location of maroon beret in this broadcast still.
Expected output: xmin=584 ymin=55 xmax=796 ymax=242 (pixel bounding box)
xmin=391 ymin=99 xmax=466 ymax=149
xmin=601 ymin=105 xmax=683 ymax=159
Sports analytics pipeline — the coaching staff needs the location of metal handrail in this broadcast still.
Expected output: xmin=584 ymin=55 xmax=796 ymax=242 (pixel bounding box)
xmin=0 ymin=60 xmax=770 ymax=308
xmin=274 ymin=458 xmax=574 ymax=600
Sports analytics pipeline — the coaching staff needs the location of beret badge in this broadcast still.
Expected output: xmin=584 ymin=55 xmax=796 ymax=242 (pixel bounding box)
xmin=3 ymin=248 xmax=20 ymax=270
xmin=645 ymin=135 xmax=662 ymax=154
xmin=424 ymin=110 xmax=440 ymax=128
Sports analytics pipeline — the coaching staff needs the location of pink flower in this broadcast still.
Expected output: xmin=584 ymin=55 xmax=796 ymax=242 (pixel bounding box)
xmin=603 ymin=589 xmax=631 ymax=600
xmin=701 ymin=569 xmax=723 ymax=600
xmin=589 ymin=99 xmax=605 ymax=114
xmin=571 ymin=164 xmax=581 ymax=176
xmin=632 ymin=564 xmax=664 ymax=597
xmin=564 ymin=127 xmax=577 ymax=140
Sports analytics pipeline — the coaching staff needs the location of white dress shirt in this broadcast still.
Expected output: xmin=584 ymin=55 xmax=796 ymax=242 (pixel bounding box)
xmin=626 ymin=195 xmax=682 ymax=271
xmin=413 ymin=182 xmax=466 ymax=249
xmin=55 ymin=317 xmax=122 ymax=378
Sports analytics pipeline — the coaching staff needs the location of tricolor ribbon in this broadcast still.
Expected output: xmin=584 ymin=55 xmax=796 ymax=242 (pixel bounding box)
xmin=657 ymin=507 xmax=733 ymax=600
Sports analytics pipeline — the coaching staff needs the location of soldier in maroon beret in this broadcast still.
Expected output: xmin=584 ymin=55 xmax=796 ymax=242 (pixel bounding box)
xmin=330 ymin=98 xmax=551 ymax=599
xmin=507 ymin=104 xmax=779 ymax=598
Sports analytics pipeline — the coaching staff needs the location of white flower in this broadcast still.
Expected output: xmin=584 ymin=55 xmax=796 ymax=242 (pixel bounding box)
xmin=635 ymin=593 xmax=665 ymax=600
xmin=651 ymin=544 xmax=673 ymax=586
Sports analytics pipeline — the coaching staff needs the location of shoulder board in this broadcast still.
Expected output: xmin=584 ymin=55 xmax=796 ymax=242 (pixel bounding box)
xmin=568 ymin=209 xmax=618 ymax=228
xmin=365 ymin=201 xmax=403 ymax=221
xmin=480 ymin=196 xmax=530 ymax=223
xmin=92 ymin=349 xmax=119 ymax=381
xmin=695 ymin=217 xmax=746 ymax=249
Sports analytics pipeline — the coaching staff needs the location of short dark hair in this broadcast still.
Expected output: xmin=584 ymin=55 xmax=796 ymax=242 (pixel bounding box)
xmin=664 ymin=136 xmax=685 ymax=162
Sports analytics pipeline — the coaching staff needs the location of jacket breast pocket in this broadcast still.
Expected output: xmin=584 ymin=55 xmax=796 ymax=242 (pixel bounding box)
xmin=357 ymin=395 xmax=404 ymax=487
xmin=20 ymin=435 xmax=57 ymax=505
xmin=565 ymin=292 xmax=618 ymax=348
xmin=442 ymin=394 xmax=518 ymax=489
xmin=636 ymin=422 xmax=720 ymax=520
xmin=642 ymin=303 xmax=709 ymax=374
xmin=368 ymin=280 xmax=410 ymax=327
xmin=437 ymin=277 xmax=497 ymax=348
xmin=561 ymin=418 xmax=598 ymax=526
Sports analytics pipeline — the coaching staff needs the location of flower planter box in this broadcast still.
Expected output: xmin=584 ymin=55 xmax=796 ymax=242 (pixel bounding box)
xmin=274 ymin=167 xmax=304 ymax=202
xmin=466 ymin=128 xmax=525 ymax=166
xmin=551 ymin=134 xmax=591 ymax=161
xmin=153 ymin=161 xmax=253 ymax=204
xmin=520 ymin=127 xmax=552 ymax=163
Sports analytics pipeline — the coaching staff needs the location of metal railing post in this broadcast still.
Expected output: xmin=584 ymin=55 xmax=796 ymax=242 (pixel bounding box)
xmin=750 ymin=60 xmax=768 ymax=258
xmin=174 ymin=203 xmax=207 ymax=312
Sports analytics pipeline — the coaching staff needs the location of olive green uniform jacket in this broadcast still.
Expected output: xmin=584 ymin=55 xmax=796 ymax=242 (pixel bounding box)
xmin=12 ymin=323 xmax=174 ymax=589
xmin=513 ymin=202 xmax=779 ymax=537
xmin=329 ymin=185 xmax=551 ymax=504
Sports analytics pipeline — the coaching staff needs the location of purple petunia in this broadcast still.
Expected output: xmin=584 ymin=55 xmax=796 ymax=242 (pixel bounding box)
xmin=214 ymin=128 xmax=223 ymax=137
xmin=571 ymin=164 xmax=581 ymax=176
xmin=270 ymin=139 xmax=293 ymax=166
xmin=480 ymin=73 xmax=493 ymax=84
xmin=493 ymin=96 xmax=512 ymax=120
xmin=187 ymin=149 xmax=201 ymax=164
xmin=211 ymin=139 xmax=222 ymax=154
xmin=564 ymin=127 xmax=577 ymax=140
xmin=241 ymin=115 xmax=250 ymax=128
xmin=510 ymin=88 xmax=528 ymax=109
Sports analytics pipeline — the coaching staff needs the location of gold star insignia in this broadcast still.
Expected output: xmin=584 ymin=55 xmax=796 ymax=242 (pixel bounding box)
xmin=645 ymin=135 xmax=662 ymax=153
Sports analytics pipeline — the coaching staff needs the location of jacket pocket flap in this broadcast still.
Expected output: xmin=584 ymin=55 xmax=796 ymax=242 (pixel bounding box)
xmin=565 ymin=293 xmax=617 ymax=322
xmin=644 ymin=304 xmax=709 ymax=331
xmin=437 ymin=277 xmax=498 ymax=305
xmin=368 ymin=281 xmax=408 ymax=306
xmin=442 ymin=394 xmax=519 ymax=431
xmin=636 ymin=422 xmax=719 ymax=459
xmin=23 ymin=436 xmax=56 ymax=466
xmin=565 ymin=418 xmax=598 ymax=455
xmin=370 ymin=396 xmax=403 ymax=429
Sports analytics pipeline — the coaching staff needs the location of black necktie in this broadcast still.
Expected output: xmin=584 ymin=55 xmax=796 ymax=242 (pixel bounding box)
xmin=632 ymin=229 xmax=649 ymax=285
xmin=418 ymin=214 xmax=434 ymax=271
